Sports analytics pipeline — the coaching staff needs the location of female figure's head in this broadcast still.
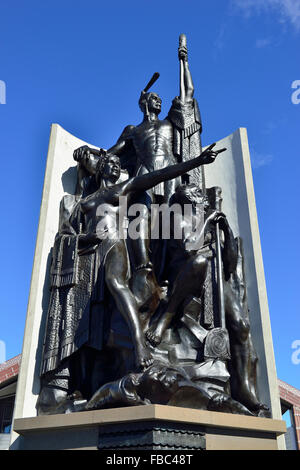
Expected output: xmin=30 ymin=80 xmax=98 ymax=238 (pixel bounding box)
xmin=96 ymin=153 xmax=121 ymax=186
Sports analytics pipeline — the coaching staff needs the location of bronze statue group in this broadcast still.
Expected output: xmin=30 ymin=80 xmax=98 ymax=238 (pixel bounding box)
xmin=37 ymin=37 xmax=269 ymax=418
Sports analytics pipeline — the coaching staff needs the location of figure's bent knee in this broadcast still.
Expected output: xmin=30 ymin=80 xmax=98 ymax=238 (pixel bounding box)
xmin=106 ymin=276 xmax=126 ymax=293
xmin=192 ymin=254 xmax=208 ymax=273
xmin=240 ymin=318 xmax=250 ymax=339
xmin=229 ymin=314 xmax=250 ymax=342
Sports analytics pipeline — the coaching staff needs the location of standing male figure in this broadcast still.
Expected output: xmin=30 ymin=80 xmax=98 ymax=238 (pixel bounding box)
xmin=108 ymin=40 xmax=203 ymax=305
xmin=74 ymin=37 xmax=204 ymax=311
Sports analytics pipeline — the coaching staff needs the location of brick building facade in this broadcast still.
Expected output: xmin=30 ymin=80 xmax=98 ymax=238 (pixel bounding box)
xmin=278 ymin=379 xmax=300 ymax=450
xmin=0 ymin=355 xmax=21 ymax=450
xmin=0 ymin=355 xmax=20 ymax=385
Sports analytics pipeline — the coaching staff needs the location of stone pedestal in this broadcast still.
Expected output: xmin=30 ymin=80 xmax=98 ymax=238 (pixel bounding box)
xmin=12 ymin=405 xmax=285 ymax=451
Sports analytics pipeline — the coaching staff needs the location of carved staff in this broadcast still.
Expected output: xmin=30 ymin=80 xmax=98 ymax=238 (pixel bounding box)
xmin=179 ymin=33 xmax=188 ymax=184
xmin=214 ymin=187 xmax=226 ymax=329
xmin=179 ymin=33 xmax=187 ymax=102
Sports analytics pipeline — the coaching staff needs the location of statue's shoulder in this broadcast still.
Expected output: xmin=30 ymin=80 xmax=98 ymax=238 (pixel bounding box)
xmin=117 ymin=124 xmax=136 ymax=142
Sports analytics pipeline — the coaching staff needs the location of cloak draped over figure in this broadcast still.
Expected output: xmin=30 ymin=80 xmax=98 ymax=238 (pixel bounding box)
xmin=40 ymin=196 xmax=117 ymax=378
xmin=168 ymin=97 xmax=202 ymax=161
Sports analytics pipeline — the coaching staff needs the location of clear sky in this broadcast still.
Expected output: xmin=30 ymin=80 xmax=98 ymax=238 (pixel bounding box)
xmin=0 ymin=0 xmax=299 ymax=390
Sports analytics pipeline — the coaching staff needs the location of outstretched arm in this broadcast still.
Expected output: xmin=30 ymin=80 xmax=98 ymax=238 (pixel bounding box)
xmin=123 ymin=144 xmax=226 ymax=196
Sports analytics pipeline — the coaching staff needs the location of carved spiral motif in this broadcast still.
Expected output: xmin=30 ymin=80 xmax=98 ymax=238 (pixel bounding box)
xmin=204 ymin=327 xmax=231 ymax=360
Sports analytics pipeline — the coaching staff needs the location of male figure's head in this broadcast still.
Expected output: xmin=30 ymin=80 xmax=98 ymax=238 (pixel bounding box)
xmin=171 ymin=184 xmax=209 ymax=208
xmin=139 ymin=91 xmax=162 ymax=116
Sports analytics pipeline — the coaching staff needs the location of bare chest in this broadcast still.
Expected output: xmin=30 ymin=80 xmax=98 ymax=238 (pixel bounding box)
xmin=132 ymin=119 xmax=173 ymax=154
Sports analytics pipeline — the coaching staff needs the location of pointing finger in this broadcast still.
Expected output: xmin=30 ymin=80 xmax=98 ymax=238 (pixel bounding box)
xmin=215 ymin=147 xmax=227 ymax=155
xmin=206 ymin=143 xmax=216 ymax=151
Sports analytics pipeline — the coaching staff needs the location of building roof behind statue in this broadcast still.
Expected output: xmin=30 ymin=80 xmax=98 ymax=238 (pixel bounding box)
xmin=0 ymin=354 xmax=21 ymax=386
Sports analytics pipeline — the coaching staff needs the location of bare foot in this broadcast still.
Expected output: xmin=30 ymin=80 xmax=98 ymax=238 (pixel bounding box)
xmin=146 ymin=326 xmax=162 ymax=347
xmin=234 ymin=384 xmax=269 ymax=415
xmin=146 ymin=319 xmax=167 ymax=347
xmin=135 ymin=342 xmax=153 ymax=370
xmin=257 ymin=404 xmax=271 ymax=418
xmin=37 ymin=386 xmax=69 ymax=415
xmin=209 ymin=393 xmax=254 ymax=416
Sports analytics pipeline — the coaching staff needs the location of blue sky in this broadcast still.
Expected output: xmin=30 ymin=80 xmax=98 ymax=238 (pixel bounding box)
xmin=0 ymin=0 xmax=299 ymax=390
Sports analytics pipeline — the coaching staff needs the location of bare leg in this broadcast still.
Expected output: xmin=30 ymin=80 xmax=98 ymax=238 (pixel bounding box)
xmin=146 ymin=254 xmax=208 ymax=346
xmin=128 ymin=202 xmax=161 ymax=316
xmin=105 ymin=240 xmax=153 ymax=370
xmin=225 ymin=282 xmax=266 ymax=412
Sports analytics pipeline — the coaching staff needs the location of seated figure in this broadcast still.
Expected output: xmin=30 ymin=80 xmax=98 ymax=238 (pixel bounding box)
xmin=146 ymin=183 xmax=269 ymax=416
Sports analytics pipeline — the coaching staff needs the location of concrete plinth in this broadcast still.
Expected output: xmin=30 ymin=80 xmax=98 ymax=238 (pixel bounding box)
xmin=12 ymin=405 xmax=286 ymax=451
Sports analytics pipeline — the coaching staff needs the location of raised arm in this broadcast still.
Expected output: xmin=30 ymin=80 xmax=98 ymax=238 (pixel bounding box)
xmin=123 ymin=144 xmax=226 ymax=196
xmin=179 ymin=34 xmax=194 ymax=103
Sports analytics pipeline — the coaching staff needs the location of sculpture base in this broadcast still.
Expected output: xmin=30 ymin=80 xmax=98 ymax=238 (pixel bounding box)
xmin=98 ymin=421 xmax=206 ymax=450
xmin=12 ymin=404 xmax=285 ymax=450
